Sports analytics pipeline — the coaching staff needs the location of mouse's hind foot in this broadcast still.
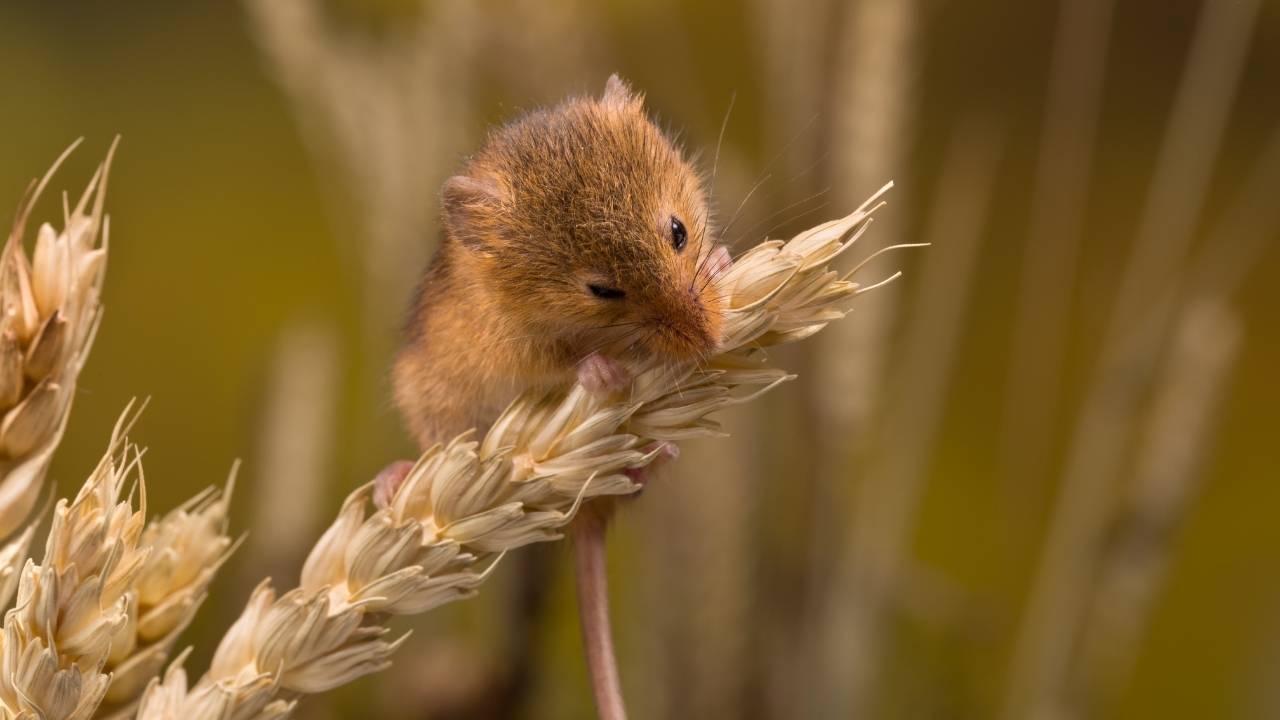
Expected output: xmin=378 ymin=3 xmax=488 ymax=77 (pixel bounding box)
xmin=624 ymin=441 xmax=679 ymax=490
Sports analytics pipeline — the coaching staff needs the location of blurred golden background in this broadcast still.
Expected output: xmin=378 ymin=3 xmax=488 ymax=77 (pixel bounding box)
xmin=2 ymin=0 xmax=1278 ymax=717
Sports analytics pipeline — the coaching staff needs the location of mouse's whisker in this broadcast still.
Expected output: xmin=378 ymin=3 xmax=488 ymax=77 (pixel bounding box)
xmin=720 ymin=172 xmax=773 ymax=239
xmin=620 ymin=333 xmax=650 ymax=366
xmin=693 ymin=241 xmax=714 ymax=285
xmin=730 ymin=187 xmax=831 ymax=245
xmin=786 ymin=149 xmax=830 ymax=185
xmin=693 ymin=256 xmax=713 ymax=292
xmin=710 ymin=91 xmax=736 ymax=192
xmin=695 ymin=251 xmax=735 ymax=295
xmin=695 ymin=258 xmax=729 ymax=295
xmin=668 ymin=355 xmax=700 ymax=401
xmin=720 ymin=112 xmax=821 ymax=240
xmin=759 ymin=112 xmax=820 ymax=180
xmin=660 ymin=356 xmax=682 ymax=401
xmin=693 ymin=239 xmax=733 ymax=295
xmin=735 ymin=200 xmax=834 ymax=252
xmin=591 ymin=320 xmax=645 ymax=333
xmin=481 ymin=331 xmax=558 ymax=349
xmin=572 ymin=324 xmax=649 ymax=370
xmin=614 ymin=327 xmax=648 ymax=355
xmin=697 ymin=292 xmax=733 ymax=308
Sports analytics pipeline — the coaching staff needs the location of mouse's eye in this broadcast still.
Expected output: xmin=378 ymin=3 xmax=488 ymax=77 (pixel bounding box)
xmin=588 ymin=283 xmax=626 ymax=300
xmin=670 ymin=216 xmax=688 ymax=252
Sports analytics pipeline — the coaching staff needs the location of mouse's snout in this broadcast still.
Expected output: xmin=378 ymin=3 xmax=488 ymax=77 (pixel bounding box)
xmin=642 ymin=262 xmax=727 ymax=363
xmin=649 ymin=308 xmax=721 ymax=362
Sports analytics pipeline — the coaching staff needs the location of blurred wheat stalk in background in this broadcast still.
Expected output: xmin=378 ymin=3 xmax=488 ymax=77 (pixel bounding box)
xmin=242 ymin=0 xmax=475 ymax=321
xmin=1004 ymin=0 xmax=1266 ymax=716
xmin=238 ymin=0 xmax=477 ymax=601
xmin=739 ymin=0 xmax=1272 ymax=715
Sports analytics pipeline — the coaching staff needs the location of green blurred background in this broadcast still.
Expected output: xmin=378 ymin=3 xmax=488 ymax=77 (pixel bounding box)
xmin=1 ymin=0 xmax=1278 ymax=717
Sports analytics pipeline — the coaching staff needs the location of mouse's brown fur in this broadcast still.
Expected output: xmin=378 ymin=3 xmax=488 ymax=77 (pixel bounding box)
xmin=393 ymin=75 xmax=725 ymax=448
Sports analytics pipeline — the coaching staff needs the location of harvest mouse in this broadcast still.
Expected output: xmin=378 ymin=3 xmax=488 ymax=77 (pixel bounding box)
xmin=390 ymin=74 xmax=731 ymax=457
xmin=381 ymin=76 xmax=734 ymax=717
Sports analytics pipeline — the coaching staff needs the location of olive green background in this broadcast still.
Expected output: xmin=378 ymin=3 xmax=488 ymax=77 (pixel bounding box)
xmin=0 ymin=1 xmax=1277 ymax=718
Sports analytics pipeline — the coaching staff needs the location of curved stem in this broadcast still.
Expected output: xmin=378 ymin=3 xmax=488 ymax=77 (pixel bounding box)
xmin=572 ymin=509 xmax=628 ymax=720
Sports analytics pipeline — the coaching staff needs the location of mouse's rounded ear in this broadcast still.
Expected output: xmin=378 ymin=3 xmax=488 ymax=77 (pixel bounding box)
xmin=601 ymin=73 xmax=644 ymax=112
xmin=442 ymin=173 xmax=505 ymax=252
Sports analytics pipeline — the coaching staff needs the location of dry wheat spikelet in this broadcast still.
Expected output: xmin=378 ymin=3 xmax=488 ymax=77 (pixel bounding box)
xmin=0 ymin=140 xmax=114 ymax=612
xmin=134 ymin=183 xmax=903 ymax=720
xmin=0 ymin=418 xmax=150 ymax=720
xmin=0 ymin=525 xmax=36 ymax=625
xmin=96 ymin=476 xmax=237 ymax=718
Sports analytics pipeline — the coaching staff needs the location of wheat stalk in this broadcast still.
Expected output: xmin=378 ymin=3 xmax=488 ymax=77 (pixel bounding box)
xmin=0 ymin=140 xmax=114 ymax=613
xmin=839 ymin=114 xmax=1000 ymax=717
xmin=1068 ymin=297 xmax=1241 ymax=718
xmin=133 ymin=183 xmax=901 ymax=719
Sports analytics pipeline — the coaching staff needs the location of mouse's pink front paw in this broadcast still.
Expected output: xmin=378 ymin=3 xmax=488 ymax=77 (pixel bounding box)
xmin=578 ymin=352 xmax=632 ymax=397
xmin=373 ymin=459 xmax=415 ymax=509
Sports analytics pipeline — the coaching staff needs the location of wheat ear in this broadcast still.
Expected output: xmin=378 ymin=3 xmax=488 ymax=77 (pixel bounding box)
xmin=0 ymin=140 xmax=115 ymax=612
xmin=95 ymin=474 xmax=237 ymax=718
xmin=0 ymin=399 xmax=239 ymax=720
xmin=134 ymin=184 xmax=900 ymax=719
xmin=0 ymin=413 xmax=150 ymax=719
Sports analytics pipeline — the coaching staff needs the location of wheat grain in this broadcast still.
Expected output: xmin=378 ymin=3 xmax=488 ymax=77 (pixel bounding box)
xmin=0 ymin=525 xmax=36 ymax=617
